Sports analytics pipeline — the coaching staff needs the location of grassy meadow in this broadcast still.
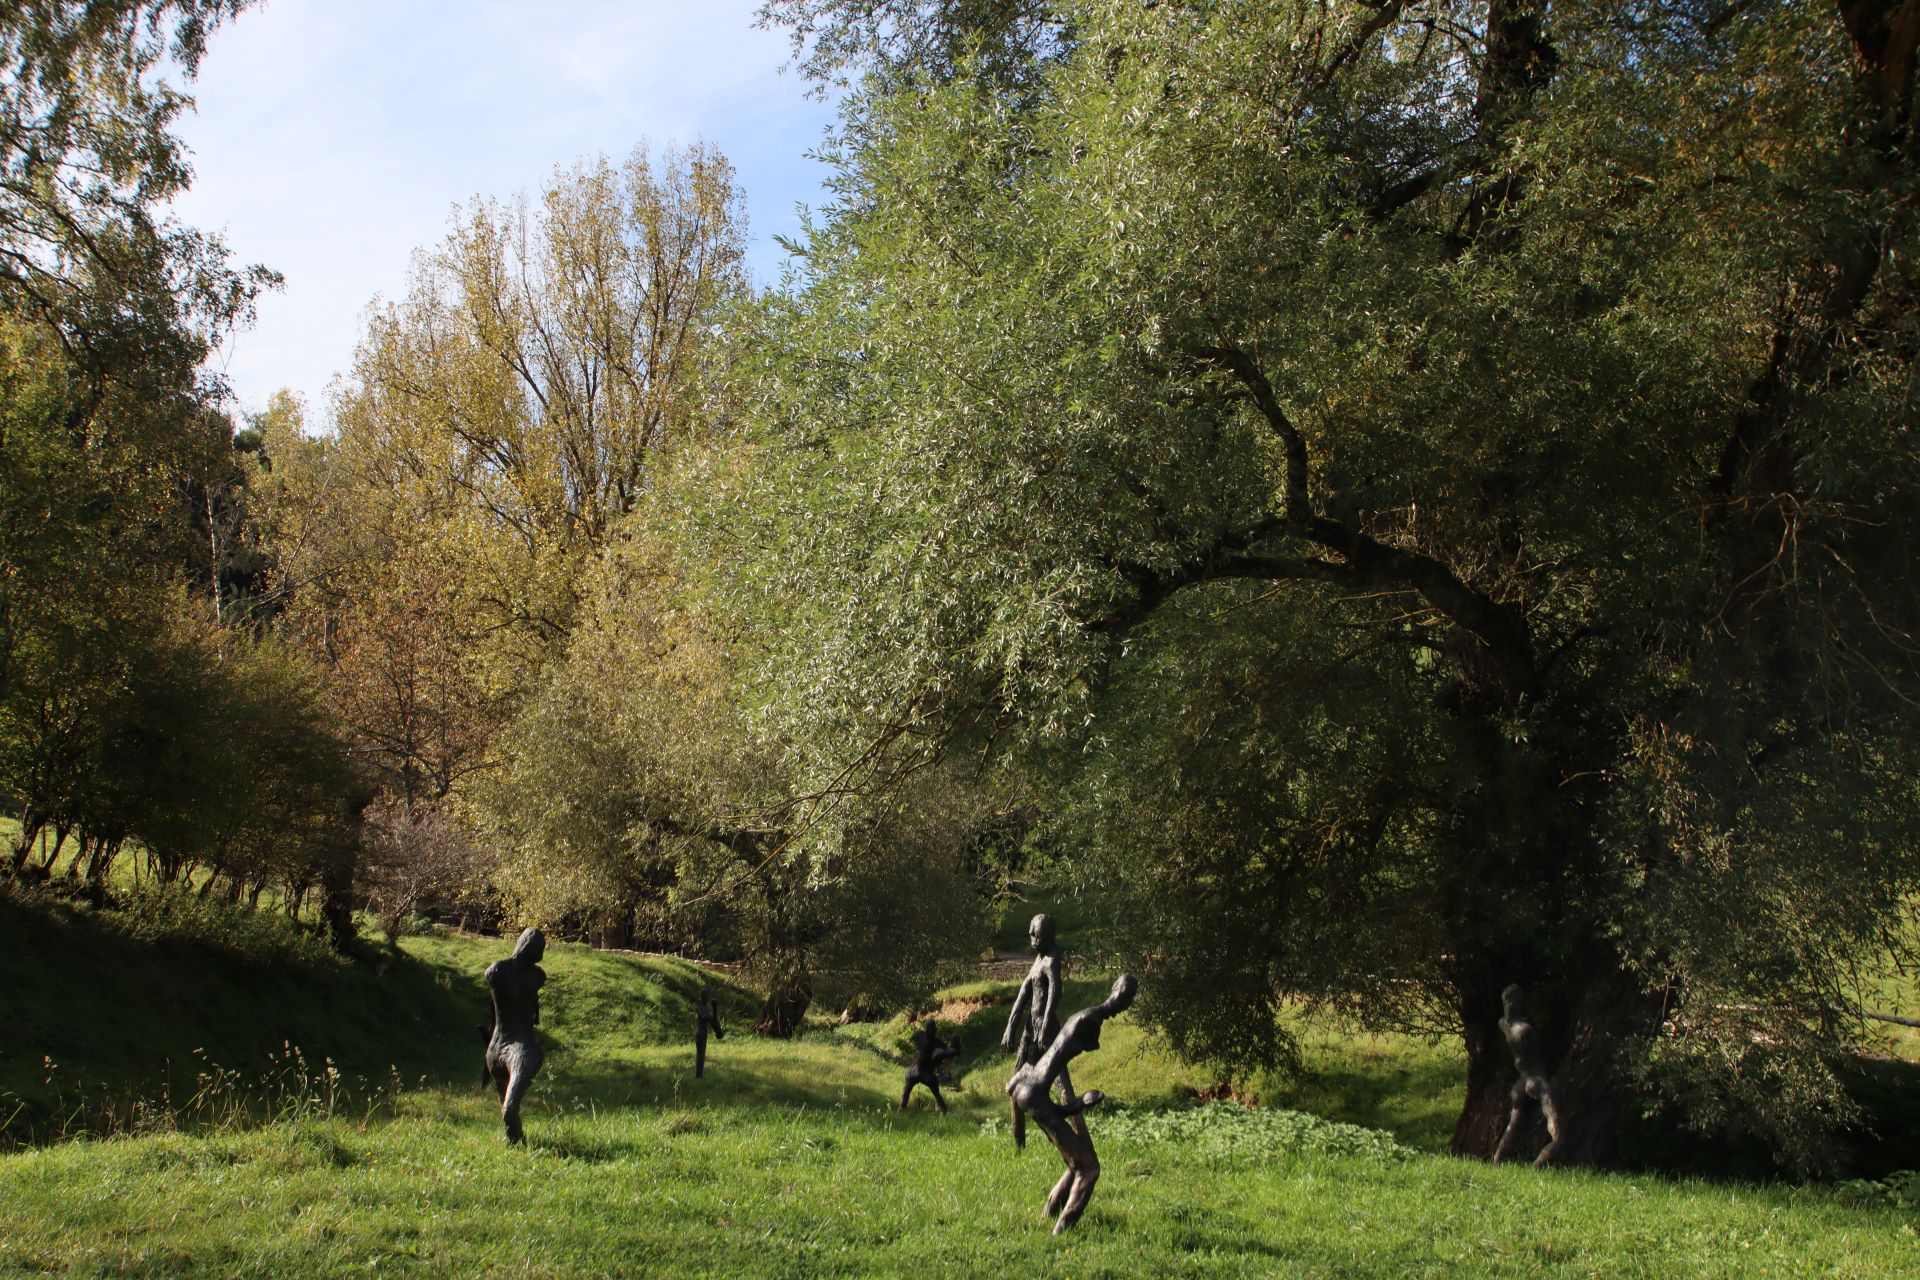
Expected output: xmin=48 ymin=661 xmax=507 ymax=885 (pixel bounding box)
xmin=3 ymin=887 xmax=1920 ymax=1277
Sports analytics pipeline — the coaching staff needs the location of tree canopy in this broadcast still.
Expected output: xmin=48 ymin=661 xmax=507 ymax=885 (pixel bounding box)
xmin=734 ymin=0 xmax=1920 ymax=1168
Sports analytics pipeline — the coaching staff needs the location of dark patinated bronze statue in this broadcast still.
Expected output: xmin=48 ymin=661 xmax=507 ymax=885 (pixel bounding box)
xmin=1000 ymin=912 xmax=1082 ymax=1148
xmin=1492 ymin=982 xmax=1566 ymax=1167
xmin=1006 ymin=973 xmax=1137 ymax=1234
xmin=900 ymin=1016 xmax=961 ymax=1113
xmin=694 ymin=987 xmax=725 ymax=1078
xmin=484 ymin=926 xmax=547 ymax=1144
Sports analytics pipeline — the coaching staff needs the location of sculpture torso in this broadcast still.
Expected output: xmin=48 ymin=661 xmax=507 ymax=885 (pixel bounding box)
xmin=1501 ymin=1012 xmax=1548 ymax=1089
xmin=486 ymin=951 xmax=544 ymax=1051
xmin=1019 ymin=950 xmax=1063 ymax=1056
xmin=912 ymin=1024 xmax=941 ymax=1071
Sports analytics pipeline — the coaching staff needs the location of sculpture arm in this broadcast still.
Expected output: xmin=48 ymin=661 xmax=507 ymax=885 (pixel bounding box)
xmin=712 ymin=1011 xmax=725 ymax=1039
xmin=1056 ymin=1090 xmax=1105 ymax=1118
xmin=1002 ymin=978 xmax=1033 ymax=1051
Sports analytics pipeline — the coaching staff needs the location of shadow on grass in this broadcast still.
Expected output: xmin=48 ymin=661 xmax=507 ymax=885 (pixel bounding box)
xmin=1277 ymin=1051 xmax=1465 ymax=1154
xmin=0 ymin=885 xmax=485 ymax=1146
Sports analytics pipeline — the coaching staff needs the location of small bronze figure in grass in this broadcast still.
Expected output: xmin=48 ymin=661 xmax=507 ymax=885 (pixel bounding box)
xmin=1492 ymin=982 xmax=1566 ymax=1167
xmin=1006 ymin=973 xmax=1137 ymax=1234
xmin=484 ymin=926 xmax=547 ymax=1144
xmin=1001 ymin=912 xmax=1081 ymax=1149
xmin=900 ymin=1016 xmax=961 ymax=1113
xmin=694 ymin=987 xmax=725 ymax=1078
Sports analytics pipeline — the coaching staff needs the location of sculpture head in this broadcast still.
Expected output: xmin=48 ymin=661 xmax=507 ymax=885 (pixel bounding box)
xmin=1103 ymin=973 xmax=1138 ymax=1014
xmin=512 ymin=926 xmax=546 ymax=965
xmin=1501 ymin=983 xmax=1525 ymax=1016
xmin=1027 ymin=912 xmax=1056 ymax=953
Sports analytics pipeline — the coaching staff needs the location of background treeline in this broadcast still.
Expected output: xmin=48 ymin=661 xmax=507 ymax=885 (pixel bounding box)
xmin=0 ymin=1 xmax=360 ymax=938
xmin=10 ymin=0 xmax=1920 ymax=1178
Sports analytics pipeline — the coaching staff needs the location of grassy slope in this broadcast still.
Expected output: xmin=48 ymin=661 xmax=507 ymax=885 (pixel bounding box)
xmin=3 ymin=890 xmax=1919 ymax=1276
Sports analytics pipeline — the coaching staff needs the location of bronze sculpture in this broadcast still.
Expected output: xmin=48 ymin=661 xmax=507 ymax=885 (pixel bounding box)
xmin=1000 ymin=912 xmax=1081 ymax=1148
xmin=1006 ymin=973 xmax=1137 ymax=1234
xmin=900 ymin=1016 xmax=961 ymax=1113
xmin=484 ymin=926 xmax=547 ymax=1144
xmin=1492 ymin=983 xmax=1566 ymax=1167
xmin=694 ymin=987 xmax=725 ymax=1078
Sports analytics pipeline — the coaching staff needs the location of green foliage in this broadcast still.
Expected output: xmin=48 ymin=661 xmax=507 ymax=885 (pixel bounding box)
xmin=725 ymin=0 xmax=1920 ymax=1165
xmin=473 ymin=483 xmax=994 ymax=1022
xmin=106 ymin=882 xmax=340 ymax=968
xmin=1077 ymin=1101 xmax=1413 ymax=1164
xmin=758 ymin=0 xmax=1067 ymax=90
xmin=0 ymin=1 xmax=271 ymax=344
xmin=1842 ymin=1169 xmax=1920 ymax=1213
xmin=1 ymin=4 xmax=356 ymax=922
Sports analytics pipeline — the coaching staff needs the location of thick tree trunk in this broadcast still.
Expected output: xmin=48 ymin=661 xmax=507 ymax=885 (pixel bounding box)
xmin=1450 ymin=984 xmax=1512 ymax=1157
xmin=756 ymin=960 xmax=813 ymax=1037
xmin=318 ymin=849 xmax=359 ymax=955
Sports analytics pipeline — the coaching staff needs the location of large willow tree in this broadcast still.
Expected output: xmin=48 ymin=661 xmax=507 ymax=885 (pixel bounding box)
xmin=742 ymin=0 xmax=1920 ymax=1167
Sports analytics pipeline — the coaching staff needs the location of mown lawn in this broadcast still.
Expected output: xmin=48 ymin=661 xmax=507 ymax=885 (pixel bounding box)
xmin=4 ymin=1090 xmax=1917 ymax=1278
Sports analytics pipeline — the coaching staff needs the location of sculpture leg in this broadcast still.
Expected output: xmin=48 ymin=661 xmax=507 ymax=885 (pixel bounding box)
xmin=1010 ymin=1098 xmax=1026 ymax=1150
xmin=487 ymin=1047 xmax=509 ymax=1102
xmin=1492 ymin=1081 xmax=1529 ymax=1165
xmin=1049 ymin=1132 xmax=1100 ymax=1233
xmin=1044 ymin=1166 xmax=1077 ymax=1218
xmin=900 ymin=1077 xmax=914 ymax=1110
xmin=1028 ymin=1103 xmax=1102 ymax=1233
xmin=501 ymin=1043 xmax=540 ymax=1144
xmin=1531 ymin=1080 xmax=1566 ymax=1168
xmin=695 ymin=1029 xmax=707 ymax=1078
xmin=927 ymin=1081 xmax=948 ymax=1115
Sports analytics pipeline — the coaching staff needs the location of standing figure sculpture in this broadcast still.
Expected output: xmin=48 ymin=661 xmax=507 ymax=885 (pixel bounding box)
xmin=1006 ymin=973 xmax=1137 ymax=1234
xmin=484 ymin=926 xmax=547 ymax=1144
xmin=900 ymin=1016 xmax=961 ymax=1113
xmin=694 ymin=987 xmax=725 ymax=1078
xmin=1492 ymin=983 xmax=1565 ymax=1167
xmin=1000 ymin=912 xmax=1081 ymax=1149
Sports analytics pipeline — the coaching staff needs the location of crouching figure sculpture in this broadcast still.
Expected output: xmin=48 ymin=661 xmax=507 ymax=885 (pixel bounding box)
xmin=1005 ymin=973 xmax=1137 ymax=1234
xmin=900 ymin=1016 xmax=961 ymax=1113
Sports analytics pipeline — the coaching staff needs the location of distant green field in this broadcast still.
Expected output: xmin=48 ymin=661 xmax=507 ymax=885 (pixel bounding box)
xmin=4 ymin=886 xmax=1920 ymax=1276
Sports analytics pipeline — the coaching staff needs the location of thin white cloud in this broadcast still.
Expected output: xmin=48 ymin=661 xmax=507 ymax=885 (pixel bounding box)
xmin=170 ymin=0 xmax=836 ymax=424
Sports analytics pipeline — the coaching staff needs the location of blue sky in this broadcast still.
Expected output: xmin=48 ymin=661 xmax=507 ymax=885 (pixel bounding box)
xmin=169 ymin=0 xmax=840 ymax=425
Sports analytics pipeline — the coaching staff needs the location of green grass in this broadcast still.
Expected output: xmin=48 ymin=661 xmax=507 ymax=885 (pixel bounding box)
xmin=5 ymin=884 xmax=1920 ymax=1276
xmin=5 ymin=1085 xmax=1918 ymax=1277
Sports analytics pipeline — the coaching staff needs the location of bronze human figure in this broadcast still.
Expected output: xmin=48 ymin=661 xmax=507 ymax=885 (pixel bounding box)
xmin=900 ymin=1016 xmax=961 ymax=1113
xmin=694 ymin=987 xmax=725 ymax=1078
xmin=484 ymin=926 xmax=547 ymax=1144
xmin=1006 ymin=973 xmax=1137 ymax=1234
xmin=1000 ymin=912 xmax=1081 ymax=1148
xmin=1492 ymin=983 xmax=1566 ymax=1167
